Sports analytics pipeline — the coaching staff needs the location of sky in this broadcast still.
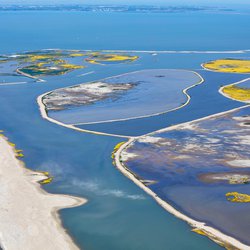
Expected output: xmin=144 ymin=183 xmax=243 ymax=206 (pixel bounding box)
xmin=1 ymin=0 xmax=250 ymax=6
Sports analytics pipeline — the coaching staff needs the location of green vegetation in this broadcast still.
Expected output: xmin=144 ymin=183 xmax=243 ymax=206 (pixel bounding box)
xmin=36 ymin=170 xmax=54 ymax=185
xmin=226 ymin=192 xmax=250 ymax=203
xmin=111 ymin=142 xmax=126 ymax=159
xmin=222 ymin=85 xmax=250 ymax=102
xmin=18 ymin=63 xmax=84 ymax=77
xmin=203 ymin=59 xmax=250 ymax=73
xmin=1 ymin=50 xmax=139 ymax=79
xmin=39 ymin=177 xmax=53 ymax=185
xmin=11 ymin=50 xmax=86 ymax=78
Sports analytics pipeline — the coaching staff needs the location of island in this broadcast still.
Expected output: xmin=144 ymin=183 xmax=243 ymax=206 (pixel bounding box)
xmin=202 ymin=59 xmax=250 ymax=73
xmin=2 ymin=48 xmax=250 ymax=250
xmin=114 ymin=105 xmax=250 ymax=249
xmin=220 ymin=78 xmax=250 ymax=102
xmin=39 ymin=69 xmax=203 ymax=125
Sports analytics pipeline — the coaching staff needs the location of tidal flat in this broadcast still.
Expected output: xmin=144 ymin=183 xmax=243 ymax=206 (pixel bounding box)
xmin=45 ymin=69 xmax=202 ymax=124
xmin=1 ymin=48 xmax=250 ymax=250
xmin=2 ymin=8 xmax=250 ymax=250
xmin=120 ymin=106 xmax=250 ymax=245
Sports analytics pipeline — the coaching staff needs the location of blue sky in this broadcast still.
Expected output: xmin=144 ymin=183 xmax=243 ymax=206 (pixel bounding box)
xmin=2 ymin=0 xmax=250 ymax=5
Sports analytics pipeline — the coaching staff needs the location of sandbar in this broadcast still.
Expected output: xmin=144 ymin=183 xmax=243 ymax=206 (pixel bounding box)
xmin=0 ymin=134 xmax=86 ymax=250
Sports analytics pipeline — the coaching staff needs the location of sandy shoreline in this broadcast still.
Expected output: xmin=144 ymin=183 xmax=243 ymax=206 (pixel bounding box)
xmin=114 ymin=105 xmax=250 ymax=250
xmin=16 ymin=68 xmax=46 ymax=82
xmin=36 ymin=63 xmax=250 ymax=249
xmin=0 ymin=134 xmax=87 ymax=250
xmin=38 ymin=69 xmax=204 ymax=138
xmin=37 ymin=92 xmax=130 ymax=138
xmin=218 ymin=78 xmax=250 ymax=104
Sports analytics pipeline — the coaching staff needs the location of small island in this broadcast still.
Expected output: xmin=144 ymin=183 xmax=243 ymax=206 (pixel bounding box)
xmin=220 ymin=78 xmax=250 ymax=103
xmin=114 ymin=105 xmax=250 ymax=249
xmin=202 ymin=59 xmax=250 ymax=73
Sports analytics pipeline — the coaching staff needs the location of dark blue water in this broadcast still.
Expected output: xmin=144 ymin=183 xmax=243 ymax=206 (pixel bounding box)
xmin=1 ymin=11 xmax=250 ymax=53
xmin=1 ymin=10 xmax=250 ymax=250
xmin=238 ymin=79 xmax=250 ymax=88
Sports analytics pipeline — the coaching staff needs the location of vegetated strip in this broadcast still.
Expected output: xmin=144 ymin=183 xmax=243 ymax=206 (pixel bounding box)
xmin=16 ymin=68 xmax=46 ymax=82
xmin=219 ymin=78 xmax=250 ymax=103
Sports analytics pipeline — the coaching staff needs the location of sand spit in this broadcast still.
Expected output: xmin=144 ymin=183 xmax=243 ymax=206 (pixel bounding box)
xmin=0 ymin=135 xmax=86 ymax=250
xmin=16 ymin=68 xmax=45 ymax=82
xmin=0 ymin=82 xmax=28 ymax=86
xmin=114 ymin=105 xmax=250 ymax=250
xmin=146 ymin=104 xmax=250 ymax=137
xmin=114 ymin=138 xmax=250 ymax=250
xmin=39 ymin=69 xmax=204 ymax=130
xmin=37 ymin=92 xmax=130 ymax=139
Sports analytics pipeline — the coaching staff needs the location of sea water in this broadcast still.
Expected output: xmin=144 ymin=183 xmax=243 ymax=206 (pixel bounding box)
xmin=1 ymin=9 xmax=250 ymax=250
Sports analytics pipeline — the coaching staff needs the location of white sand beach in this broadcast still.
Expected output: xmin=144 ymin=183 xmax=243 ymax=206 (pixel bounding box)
xmin=0 ymin=135 xmax=86 ymax=250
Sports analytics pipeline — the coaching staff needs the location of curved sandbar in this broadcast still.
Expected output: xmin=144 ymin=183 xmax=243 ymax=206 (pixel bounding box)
xmin=38 ymin=92 xmax=131 ymax=138
xmin=219 ymin=78 xmax=250 ymax=103
xmin=0 ymin=134 xmax=87 ymax=250
xmin=114 ymin=105 xmax=250 ymax=250
xmin=41 ymin=69 xmax=204 ymax=125
xmin=16 ymin=68 xmax=45 ymax=82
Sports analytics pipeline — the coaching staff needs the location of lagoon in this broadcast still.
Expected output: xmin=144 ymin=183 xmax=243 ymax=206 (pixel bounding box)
xmin=1 ymin=9 xmax=250 ymax=250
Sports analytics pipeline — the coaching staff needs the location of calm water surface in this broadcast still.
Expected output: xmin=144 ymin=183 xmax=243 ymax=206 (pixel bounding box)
xmin=1 ymin=10 xmax=250 ymax=249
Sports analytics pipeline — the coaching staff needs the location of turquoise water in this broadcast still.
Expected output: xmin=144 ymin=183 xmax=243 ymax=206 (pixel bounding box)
xmin=1 ymin=10 xmax=250 ymax=250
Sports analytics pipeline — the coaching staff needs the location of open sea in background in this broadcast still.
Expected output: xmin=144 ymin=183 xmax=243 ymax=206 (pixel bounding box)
xmin=0 ymin=9 xmax=250 ymax=249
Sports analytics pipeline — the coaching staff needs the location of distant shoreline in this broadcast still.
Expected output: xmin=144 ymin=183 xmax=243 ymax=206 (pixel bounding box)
xmin=0 ymin=5 xmax=235 ymax=14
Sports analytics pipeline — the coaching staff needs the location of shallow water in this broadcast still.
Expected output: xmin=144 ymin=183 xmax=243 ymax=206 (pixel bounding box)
xmin=78 ymin=69 xmax=247 ymax=136
xmin=237 ymin=78 xmax=250 ymax=88
xmin=1 ymin=10 xmax=250 ymax=250
xmin=49 ymin=69 xmax=201 ymax=124
xmin=124 ymin=106 xmax=250 ymax=244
